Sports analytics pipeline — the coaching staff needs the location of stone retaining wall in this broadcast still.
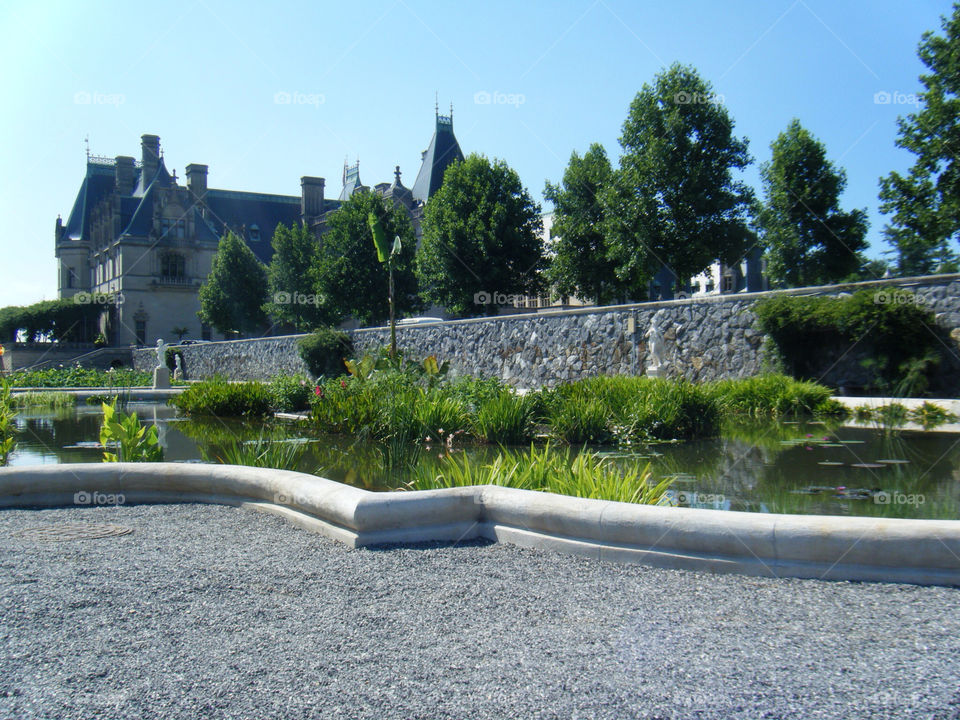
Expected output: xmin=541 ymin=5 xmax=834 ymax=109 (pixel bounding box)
xmin=132 ymin=274 xmax=960 ymax=390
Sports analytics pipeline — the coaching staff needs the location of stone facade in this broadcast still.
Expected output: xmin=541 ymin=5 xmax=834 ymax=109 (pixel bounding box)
xmin=132 ymin=274 xmax=960 ymax=392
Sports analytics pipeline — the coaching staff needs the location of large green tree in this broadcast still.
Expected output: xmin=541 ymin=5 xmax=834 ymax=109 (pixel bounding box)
xmin=604 ymin=63 xmax=754 ymax=294
xmin=758 ymin=119 xmax=869 ymax=287
xmin=265 ymin=222 xmax=327 ymax=331
xmin=879 ymin=3 xmax=960 ymax=275
xmin=198 ymin=231 xmax=268 ymax=336
xmin=315 ymin=191 xmax=420 ymax=325
xmin=544 ymin=143 xmax=630 ymax=305
xmin=417 ymin=154 xmax=546 ymax=315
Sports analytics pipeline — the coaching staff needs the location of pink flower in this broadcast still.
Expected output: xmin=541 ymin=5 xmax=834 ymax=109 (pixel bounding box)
xmin=340 ymin=379 xmax=347 ymax=388
xmin=314 ymin=386 xmax=323 ymax=397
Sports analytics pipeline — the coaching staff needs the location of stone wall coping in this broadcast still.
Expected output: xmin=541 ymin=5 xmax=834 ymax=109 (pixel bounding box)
xmin=2 ymin=462 xmax=958 ymax=587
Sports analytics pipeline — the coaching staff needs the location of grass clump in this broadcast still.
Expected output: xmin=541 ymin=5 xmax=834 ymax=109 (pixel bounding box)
xmin=909 ymin=401 xmax=957 ymax=429
xmin=171 ymin=376 xmax=273 ymax=417
xmin=706 ymin=374 xmax=834 ymax=417
xmin=213 ymin=435 xmax=307 ymax=470
xmin=404 ymin=443 xmax=673 ymax=505
xmin=473 ymin=391 xmax=538 ymax=444
xmin=11 ymin=391 xmax=74 ymax=410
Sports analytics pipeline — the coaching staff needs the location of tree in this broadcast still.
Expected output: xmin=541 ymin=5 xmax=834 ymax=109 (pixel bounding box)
xmin=758 ymin=119 xmax=869 ymax=287
xmin=417 ymin=154 xmax=546 ymax=316
xmin=315 ymin=191 xmax=420 ymax=325
xmin=604 ymin=63 xmax=754 ymax=295
xmin=544 ymin=144 xmax=630 ymax=305
xmin=878 ymin=3 xmax=960 ymax=275
xmin=198 ymin=231 xmax=268 ymax=336
xmin=264 ymin=222 xmax=327 ymax=331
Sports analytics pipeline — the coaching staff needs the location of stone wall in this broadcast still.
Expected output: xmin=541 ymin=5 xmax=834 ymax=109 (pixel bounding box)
xmin=132 ymin=274 xmax=960 ymax=391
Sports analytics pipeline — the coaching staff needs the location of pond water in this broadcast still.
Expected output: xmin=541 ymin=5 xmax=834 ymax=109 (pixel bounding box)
xmin=9 ymin=402 xmax=960 ymax=520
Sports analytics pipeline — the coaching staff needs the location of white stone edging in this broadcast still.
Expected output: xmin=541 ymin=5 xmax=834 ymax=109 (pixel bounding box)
xmin=1 ymin=463 xmax=958 ymax=586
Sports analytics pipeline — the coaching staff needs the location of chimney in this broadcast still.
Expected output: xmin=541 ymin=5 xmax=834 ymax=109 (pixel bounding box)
xmin=186 ymin=163 xmax=208 ymax=200
xmin=140 ymin=134 xmax=160 ymax=180
xmin=115 ymin=155 xmax=135 ymax=195
xmin=301 ymin=176 xmax=325 ymax=218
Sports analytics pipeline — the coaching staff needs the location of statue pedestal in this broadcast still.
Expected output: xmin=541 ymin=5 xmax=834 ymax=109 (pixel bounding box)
xmin=153 ymin=366 xmax=170 ymax=390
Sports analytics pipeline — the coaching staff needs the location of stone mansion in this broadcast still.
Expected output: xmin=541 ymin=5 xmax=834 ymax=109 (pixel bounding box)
xmin=55 ymin=111 xmax=763 ymax=346
xmin=55 ymin=111 xmax=464 ymax=346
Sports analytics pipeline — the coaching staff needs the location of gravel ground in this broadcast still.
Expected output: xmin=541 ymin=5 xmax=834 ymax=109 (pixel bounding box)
xmin=1 ymin=503 xmax=959 ymax=720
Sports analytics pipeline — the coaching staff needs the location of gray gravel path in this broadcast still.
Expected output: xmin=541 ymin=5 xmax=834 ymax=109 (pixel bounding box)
xmin=1 ymin=503 xmax=959 ymax=720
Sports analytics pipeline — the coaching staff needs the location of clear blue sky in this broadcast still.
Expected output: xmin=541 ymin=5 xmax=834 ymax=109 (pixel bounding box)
xmin=0 ymin=0 xmax=952 ymax=308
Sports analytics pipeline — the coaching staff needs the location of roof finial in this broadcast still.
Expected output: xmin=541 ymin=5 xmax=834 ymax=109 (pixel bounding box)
xmin=435 ymin=91 xmax=439 ymax=119
xmin=395 ymin=165 xmax=401 ymax=183
xmin=84 ymin=134 xmax=90 ymax=160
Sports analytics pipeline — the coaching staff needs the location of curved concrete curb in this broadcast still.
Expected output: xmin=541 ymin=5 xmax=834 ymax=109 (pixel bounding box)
xmin=1 ymin=463 xmax=958 ymax=587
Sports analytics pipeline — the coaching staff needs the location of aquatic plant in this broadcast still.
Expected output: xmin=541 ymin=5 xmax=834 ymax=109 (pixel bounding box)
xmin=0 ymin=378 xmax=16 ymax=465
xmin=171 ymin=376 xmax=273 ymax=417
xmin=99 ymin=399 xmax=163 ymax=462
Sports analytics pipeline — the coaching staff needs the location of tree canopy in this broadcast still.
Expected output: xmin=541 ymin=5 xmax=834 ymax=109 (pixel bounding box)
xmin=879 ymin=2 xmax=960 ymax=275
xmin=417 ymin=154 xmax=546 ymax=316
xmin=265 ymin=222 xmax=328 ymax=331
xmin=315 ymin=191 xmax=421 ymax=325
xmin=544 ymin=144 xmax=630 ymax=305
xmin=198 ymin=231 xmax=268 ymax=336
xmin=758 ymin=118 xmax=869 ymax=287
xmin=603 ymin=63 xmax=755 ymax=295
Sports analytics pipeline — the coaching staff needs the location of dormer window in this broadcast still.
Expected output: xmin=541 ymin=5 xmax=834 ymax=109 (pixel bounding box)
xmin=249 ymin=224 xmax=260 ymax=242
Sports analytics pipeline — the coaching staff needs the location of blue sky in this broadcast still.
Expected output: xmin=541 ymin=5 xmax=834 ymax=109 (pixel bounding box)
xmin=0 ymin=0 xmax=952 ymax=308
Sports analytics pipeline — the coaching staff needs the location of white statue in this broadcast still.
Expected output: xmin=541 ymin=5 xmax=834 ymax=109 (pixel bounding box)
xmin=645 ymin=310 xmax=667 ymax=375
xmin=155 ymin=338 xmax=167 ymax=369
xmin=173 ymin=354 xmax=183 ymax=380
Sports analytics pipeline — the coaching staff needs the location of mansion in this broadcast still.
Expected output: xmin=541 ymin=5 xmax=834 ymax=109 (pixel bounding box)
xmin=56 ymin=112 xmax=764 ymax=347
xmin=55 ymin=111 xmax=464 ymax=346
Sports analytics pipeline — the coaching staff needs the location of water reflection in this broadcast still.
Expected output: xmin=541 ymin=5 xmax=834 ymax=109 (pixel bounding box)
xmin=7 ymin=404 xmax=960 ymax=519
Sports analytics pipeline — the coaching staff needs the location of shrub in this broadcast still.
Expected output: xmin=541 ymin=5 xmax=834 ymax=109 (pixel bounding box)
xmin=269 ymin=374 xmax=313 ymax=413
xmin=754 ymin=289 xmax=947 ymax=394
xmin=298 ymin=327 xmax=353 ymax=377
xmin=171 ymin=376 xmax=273 ymax=417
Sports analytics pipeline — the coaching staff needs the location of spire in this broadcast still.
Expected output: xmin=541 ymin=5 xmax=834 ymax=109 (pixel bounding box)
xmin=413 ymin=103 xmax=464 ymax=203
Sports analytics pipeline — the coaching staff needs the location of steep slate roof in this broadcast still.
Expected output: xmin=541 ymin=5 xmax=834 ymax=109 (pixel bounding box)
xmin=412 ymin=113 xmax=464 ymax=203
xmin=202 ymin=189 xmax=304 ymax=264
xmin=60 ymin=162 xmax=120 ymax=241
